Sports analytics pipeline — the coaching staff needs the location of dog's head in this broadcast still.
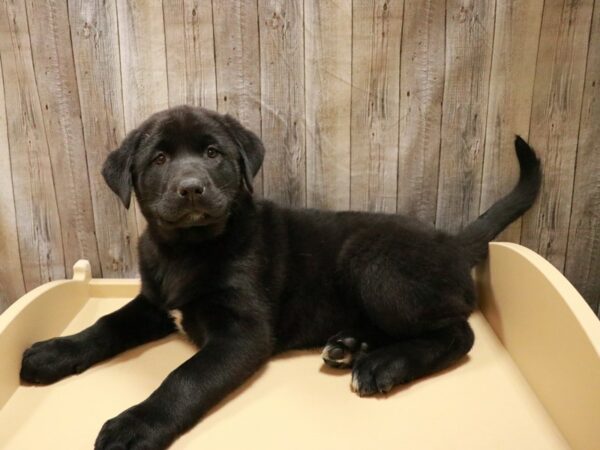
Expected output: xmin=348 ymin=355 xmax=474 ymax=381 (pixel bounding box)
xmin=102 ymin=106 xmax=264 ymax=230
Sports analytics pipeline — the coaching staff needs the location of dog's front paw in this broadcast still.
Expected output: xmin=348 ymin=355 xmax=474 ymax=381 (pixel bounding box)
xmin=95 ymin=409 xmax=172 ymax=450
xmin=20 ymin=337 xmax=91 ymax=384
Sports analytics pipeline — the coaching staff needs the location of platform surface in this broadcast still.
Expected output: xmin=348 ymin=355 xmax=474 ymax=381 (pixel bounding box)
xmin=0 ymin=296 xmax=568 ymax=449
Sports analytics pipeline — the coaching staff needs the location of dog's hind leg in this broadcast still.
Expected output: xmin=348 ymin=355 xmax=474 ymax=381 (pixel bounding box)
xmin=349 ymin=320 xmax=474 ymax=396
xmin=336 ymin=233 xmax=476 ymax=393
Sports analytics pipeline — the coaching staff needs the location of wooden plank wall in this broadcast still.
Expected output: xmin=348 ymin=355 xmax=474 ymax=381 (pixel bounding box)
xmin=0 ymin=0 xmax=598 ymax=317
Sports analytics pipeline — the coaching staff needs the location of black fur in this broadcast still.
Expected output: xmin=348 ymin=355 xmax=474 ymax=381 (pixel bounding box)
xmin=20 ymin=106 xmax=542 ymax=449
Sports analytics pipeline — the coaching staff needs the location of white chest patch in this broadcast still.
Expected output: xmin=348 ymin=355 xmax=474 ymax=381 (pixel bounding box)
xmin=168 ymin=309 xmax=186 ymax=334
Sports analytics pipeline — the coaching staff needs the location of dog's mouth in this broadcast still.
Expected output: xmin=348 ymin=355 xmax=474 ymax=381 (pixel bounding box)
xmin=158 ymin=210 xmax=224 ymax=228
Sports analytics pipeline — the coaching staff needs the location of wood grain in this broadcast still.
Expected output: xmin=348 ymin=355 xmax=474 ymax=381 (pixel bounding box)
xmin=258 ymin=0 xmax=306 ymax=207
xmin=116 ymin=0 xmax=169 ymax=236
xmin=480 ymin=0 xmax=544 ymax=242
xmin=0 ymin=0 xmax=598 ymax=318
xmin=0 ymin=0 xmax=66 ymax=291
xmin=521 ymin=0 xmax=594 ymax=270
xmin=0 ymin=56 xmax=25 ymax=311
xmin=68 ymin=0 xmax=139 ymax=277
xmin=304 ymin=0 xmax=352 ymax=210
xmin=350 ymin=0 xmax=402 ymax=213
xmin=163 ymin=0 xmax=217 ymax=109
xmin=212 ymin=0 xmax=263 ymax=195
xmin=25 ymin=0 xmax=101 ymax=278
xmin=397 ymin=0 xmax=445 ymax=224
xmin=436 ymin=0 xmax=496 ymax=233
xmin=565 ymin=0 xmax=600 ymax=313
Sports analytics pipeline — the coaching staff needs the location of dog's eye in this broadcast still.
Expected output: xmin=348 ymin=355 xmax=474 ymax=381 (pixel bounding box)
xmin=206 ymin=146 xmax=219 ymax=159
xmin=153 ymin=152 xmax=167 ymax=165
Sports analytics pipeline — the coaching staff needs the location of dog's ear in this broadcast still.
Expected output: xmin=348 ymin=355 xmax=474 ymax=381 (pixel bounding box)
xmin=102 ymin=129 xmax=142 ymax=209
xmin=220 ymin=114 xmax=265 ymax=194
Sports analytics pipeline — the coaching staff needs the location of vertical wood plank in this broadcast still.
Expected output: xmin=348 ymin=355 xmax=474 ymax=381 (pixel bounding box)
xmin=212 ymin=0 xmax=263 ymax=195
xmin=0 ymin=56 xmax=25 ymax=310
xmin=163 ymin=0 xmax=217 ymax=109
xmin=25 ymin=0 xmax=101 ymax=278
xmin=521 ymin=0 xmax=594 ymax=269
xmin=116 ymin=0 xmax=169 ymax=235
xmin=397 ymin=0 xmax=445 ymax=224
xmin=304 ymin=0 xmax=352 ymax=210
xmin=0 ymin=0 xmax=598 ymax=319
xmin=436 ymin=0 xmax=496 ymax=232
xmin=0 ymin=0 xmax=66 ymax=289
xmin=480 ymin=0 xmax=543 ymax=242
xmin=258 ymin=0 xmax=305 ymax=207
xmin=565 ymin=0 xmax=600 ymax=312
xmin=68 ymin=0 xmax=139 ymax=277
xmin=350 ymin=0 xmax=402 ymax=213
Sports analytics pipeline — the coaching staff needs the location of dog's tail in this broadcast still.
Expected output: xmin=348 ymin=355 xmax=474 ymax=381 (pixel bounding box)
xmin=457 ymin=136 xmax=542 ymax=266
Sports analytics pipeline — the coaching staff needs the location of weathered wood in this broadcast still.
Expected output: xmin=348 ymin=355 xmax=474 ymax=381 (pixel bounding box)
xmin=258 ymin=0 xmax=305 ymax=207
xmin=163 ymin=0 xmax=217 ymax=109
xmin=0 ymin=0 xmax=66 ymax=290
xmin=397 ymin=0 xmax=445 ymax=224
xmin=435 ymin=0 xmax=496 ymax=233
xmin=304 ymin=0 xmax=352 ymax=210
xmin=565 ymin=0 xmax=600 ymax=312
xmin=0 ymin=0 xmax=598 ymax=319
xmin=25 ymin=0 xmax=101 ymax=278
xmin=0 ymin=56 xmax=25 ymax=310
xmin=116 ymin=0 xmax=169 ymax=236
xmin=212 ymin=0 xmax=263 ymax=195
xmin=521 ymin=0 xmax=594 ymax=270
xmin=350 ymin=0 xmax=402 ymax=214
xmin=68 ymin=0 xmax=139 ymax=277
xmin=480 ymin=0 xmax=544 ymax=242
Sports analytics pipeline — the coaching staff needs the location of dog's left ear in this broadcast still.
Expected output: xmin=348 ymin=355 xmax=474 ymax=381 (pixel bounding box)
xmin=220 ymin=114 xmax=265 ymax=194
xmin=102 ymin=128 xmax=142 ymax=209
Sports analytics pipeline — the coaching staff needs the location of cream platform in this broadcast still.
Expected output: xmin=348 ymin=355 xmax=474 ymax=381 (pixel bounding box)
xmin=0 ymin=243 xmax=598 ymax=449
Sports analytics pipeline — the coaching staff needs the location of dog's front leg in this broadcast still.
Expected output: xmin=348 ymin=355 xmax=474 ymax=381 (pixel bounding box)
xmin=94 ymin=317 xmax=271 ymax=450
xmin=20 ymin=295 xmax=176 ymax=384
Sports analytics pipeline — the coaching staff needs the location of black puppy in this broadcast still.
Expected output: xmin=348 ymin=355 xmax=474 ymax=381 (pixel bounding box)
xmin=20 ymin=106 xmax=541 ymax=449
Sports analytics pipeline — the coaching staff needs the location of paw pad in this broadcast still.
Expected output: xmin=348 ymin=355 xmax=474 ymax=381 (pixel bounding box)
xmin=321 ymin=335 xmax=368 ymax=369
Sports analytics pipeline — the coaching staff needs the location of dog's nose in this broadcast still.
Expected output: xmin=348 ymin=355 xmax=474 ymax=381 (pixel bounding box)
xmin=177 ymin=178 xmax=205 ymax=200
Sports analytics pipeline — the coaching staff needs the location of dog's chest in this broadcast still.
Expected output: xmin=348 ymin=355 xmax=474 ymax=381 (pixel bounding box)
xmin=146 ymin=256 xmax=216 ymax=308
xmin=159 ymin=264 xmax=197 ymax=305
xmin=168 ymin=308 xmax=186 ymax=333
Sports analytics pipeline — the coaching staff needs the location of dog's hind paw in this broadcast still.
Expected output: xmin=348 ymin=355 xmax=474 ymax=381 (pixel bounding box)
xmin=350 ymin=354 xmax=401 ymax=397
xmin=321 ymin=332 xmax=369 ymax=369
